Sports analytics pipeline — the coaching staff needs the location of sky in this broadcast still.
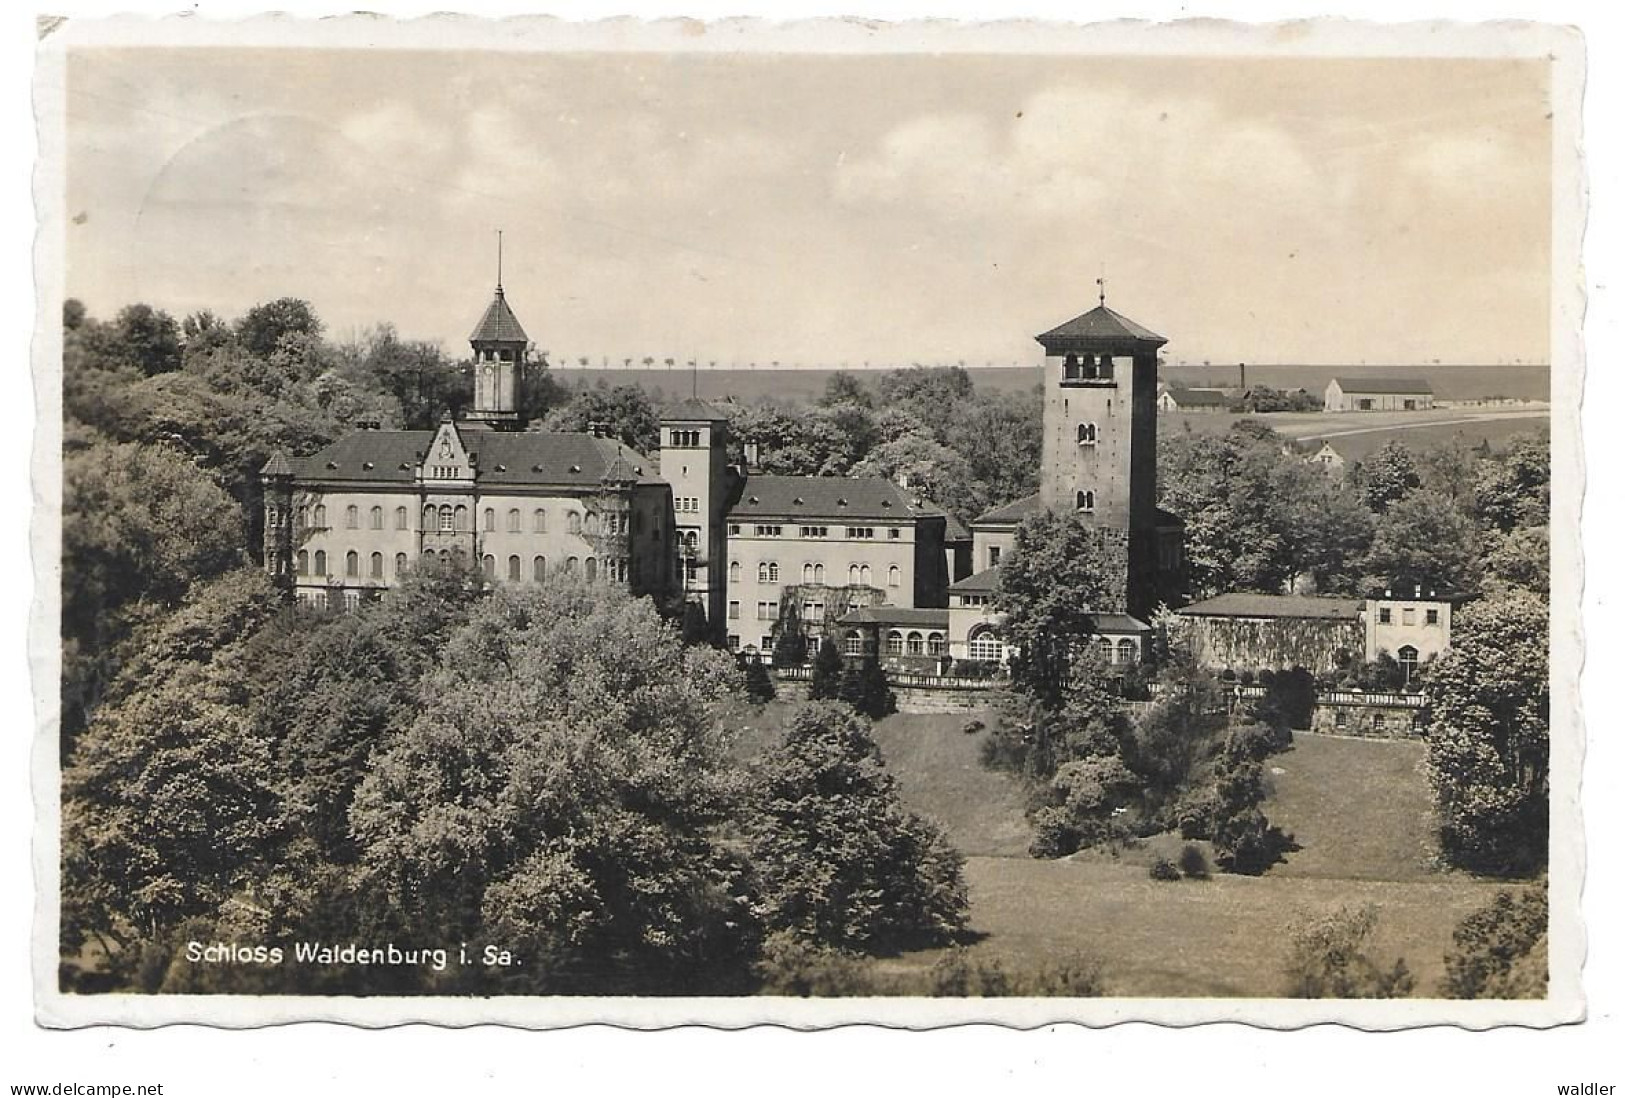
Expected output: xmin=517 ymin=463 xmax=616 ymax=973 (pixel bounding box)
xmin=63 ymin=48 xmax=1553 ymax=367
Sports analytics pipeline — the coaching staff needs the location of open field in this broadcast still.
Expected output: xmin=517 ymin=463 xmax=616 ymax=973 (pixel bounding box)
xmin=1163 ymin=405 xmax=1549 ymax=462
xmin=837 ymin=713 xmax=1518 ymax=997
xmin=547 ymin=361 xmax=1550 ymax=407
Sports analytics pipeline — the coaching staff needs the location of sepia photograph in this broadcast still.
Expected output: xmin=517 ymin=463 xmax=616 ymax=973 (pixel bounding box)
xmin=29 ymin=13 xmax=1584 ymax=1034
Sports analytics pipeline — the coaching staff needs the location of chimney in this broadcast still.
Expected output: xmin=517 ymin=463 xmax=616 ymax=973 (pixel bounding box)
xmin=1239 ymin=362 xmax=1247 ymax=393
xmin=743 ymin=441 xmax=760 ymax=470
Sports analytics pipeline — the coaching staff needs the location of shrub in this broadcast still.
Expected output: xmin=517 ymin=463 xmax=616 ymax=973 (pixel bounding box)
xmin=1283 ymin=904 xmax=1414 ymax=999
xmin=1176 ymin=789 xmax=1217 ymax=841
xmin=1441 ymin=884 xmax=1548 ymax=999
xmin=1178 ymin=844 xmax=1211 ymax=880
xmin=755 ymin=932 xmax=876 ymax=997
xmin=962 ymin=718 xmax=985 ymax=735
xmin=742 ymin=654 xmax=776 ymax=704
xmin=809 ymin=637 xmax=843 ymax=700
xmin=1149 ymin=856 xmax=1181 ymax=882
xmin=927 ymin=948 xmax=1104 ymax=997
xmin=1028 ymin=806 xmax=1083 ymax=860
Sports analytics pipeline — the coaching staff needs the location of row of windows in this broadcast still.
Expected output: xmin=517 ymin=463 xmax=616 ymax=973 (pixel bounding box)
xmin=297 ymin=547 xmax=612 ymax=583
xmin=730 ymin=561 xmax=903 ymax=588
xmin=668 ymin=429 xmax=705 ymax=448
xmin=676 ymin=497 xmax=703 ymax=514
xmin=1377 ymin=607 xmax=1441 ymax=626
xmin=883 ymin=631 xmax=947 ymax=657
xmin=295 ymin=503 xmax=604 ymax=536
xmin=727 ymin=523 xmax=902 ymax=540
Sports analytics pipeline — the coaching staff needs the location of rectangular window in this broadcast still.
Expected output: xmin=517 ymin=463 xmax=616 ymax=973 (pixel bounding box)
xmin=1426 ymin=609 xmax=1440 ymax=625
xmin=727 ymin=634 xmax=740 ymax=651
xmin=728 ymin=523 xmax=741 ymax=535
xmin=846 ymin=527 xmax=875 ymax=539
xmin=989 ymin=546 xmax=1002 ymax=566
xmin=761 ymin=635 xmax=773 ymax=651
xmin=728 ymin=601 xmax=740 ymax=620
xmin=1402 ymin=608 xmax=1416 ymax=626
xmin=1379 ymin=607 xmax=1392 ymax=624
xmin=757 ymin=602 xmax=769 ymax=620
xmin=799 ymin=526 xmax=828 ymax=538
xmin=888 ymin=527 xmax=901 ymax=540
xmin=755 ymin=524 xmax=782 ymax=537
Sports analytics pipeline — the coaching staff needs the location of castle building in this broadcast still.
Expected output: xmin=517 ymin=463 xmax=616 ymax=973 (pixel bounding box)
xmin=260 ymin=281 xmax=677 ymax=608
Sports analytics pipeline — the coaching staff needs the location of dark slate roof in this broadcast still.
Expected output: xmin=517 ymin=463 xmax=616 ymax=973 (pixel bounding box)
xmin=1037 ymin=304 xmax=1167 ymax=349
xmin=943 ymin=512 xmax=973 ymax=542
xmin=837 ymin=607 xmax=951 ymax=628
xmin=1095 ymin=614 xmax=1151 ymax=634
xmin=470 ymin=289 xmax=529 ymax=344
xmin=950 ymin=566 xmax=1001 ymax=595
xmin=663 ymin=397 xmax=734 ymax=422
xmin=1177 ymin=593 xmax=1363 ymax=621
xmin=727 ymin=475 xmax=945 ymax=522
xmin=290 ymin=429 xmax=661 ymax=487
xmin=1164 ymin=384 xmax=1231 ymax=408
xmin=1329 ymin=377 xmax=1433 ymax=395
xmin=974 ymin=491 xmax=1043 ymax=526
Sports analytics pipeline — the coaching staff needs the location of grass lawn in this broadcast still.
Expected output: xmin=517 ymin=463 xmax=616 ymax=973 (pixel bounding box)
xmin=873 ymin=857 xmax=1512 ymax=997
xmin=1162 ymin=406 xmax=1549 ymax=462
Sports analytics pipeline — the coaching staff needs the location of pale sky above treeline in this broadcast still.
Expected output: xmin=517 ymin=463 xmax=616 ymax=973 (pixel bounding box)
xmin=66 ymin=49 xmax=1551 ymax=367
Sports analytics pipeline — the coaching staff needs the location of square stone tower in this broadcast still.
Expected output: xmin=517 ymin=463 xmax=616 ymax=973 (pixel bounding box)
xmin=1035 ymin=298 xmax=1167 ymax=618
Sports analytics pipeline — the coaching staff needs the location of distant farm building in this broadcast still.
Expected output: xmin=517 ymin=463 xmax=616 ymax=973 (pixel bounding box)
xmin=1324 ymin=377 xmax=1434 ymax=412
xmin=1307 ymin=440 xmax=1347 ymax=473
xmin=1157 ymin=383 xmax=1232 ymax=413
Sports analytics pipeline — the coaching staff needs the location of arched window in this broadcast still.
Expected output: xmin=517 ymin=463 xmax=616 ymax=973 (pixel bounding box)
xmin=567 ymin=511 xmax=582 ymax=535
xmin=313 ymin=504 xmax=327 ymax=528
xmin=439 ymin=505 xmax=454 ymax=532
xmin=370 ymin=506 xmax=383 ymax=530
xmin=860 ymin=564 xmax=872 ymax=585
xmin=345 ymin=550 xmax=359 ymax=577
xmin=906 ymin=631 xmax=924 ymax=656
xmin=423 ymin=505 xmax=436 ymax=530
xmin=369 ymin=551 xmax=383 ymax=578
xmin=585 ymin=512 xmax=600 ymax=536
xmin=565 ymin=556 xmax=579 ymax=575
xmin=803 ymin=563 xmax=814 ymax=584
xmin=887 ymin=565 xmax=901 ymax=587
xmin=313 ymin=550 xmax=327 ymax=575
xmin=814 ymin=563 xmax=825 ymax=584
xmin=849 ymin=564 xmax=860 ymax=585
xmin=1076 ymin=422 xmax=1097 ymax=445
xmin=295 ymin=550 xmax=308 ymax=575
xmin=968 ymin=626 xmax=1003 ymax=663
xmin=534 ymin=508 xmax=547 ymax=533
xmin=346 ymin=505 xmax=359 ymax=529
xmin=395 ymin=506 xmax=408 ymax=530
xmin=730 ymin=561 xmax=741 ymax=584
xmin=844 ymin=630 xmax=867 ymax=657
xmin=1099 ymin=636 xmax=1116 ymax=663
xmin=484 ymin=508 xmax=496 ymax=532
xmin=394 ymin=552 xmax=407 ymax=576
xmin=454 ymin=505 xmax=468 ymax=531
xmin=768 ymin=562 xmax=779 ymax=583
xmin=1076 ymin=489 xmax=1095 ymax=513
xmin=508 ymin=508 xmax=521 ymax=533
xmin=481 ymin=554 xmax=495 ymax=579
xmin=1398 ymin=644 xmax=1420 ymax=680
xmin=508 ymin=555 xmax=522 ymax=581
xmin=533 ymin=555 xmax=546 ymax=581
xmin=927 ymin=632 xmax=945 ymax=656
xmin=758 ymin=562 xmax=770 ymax=584
xmin=585 ymin=557 xmax=598 ymax=582
xmin=1117 ymin=638 xmax=1138 ymax=665
xmin=886 ymin=630 xmax=904 ymax=656
xmin=438 ymin=549 xmax=450 ymax=566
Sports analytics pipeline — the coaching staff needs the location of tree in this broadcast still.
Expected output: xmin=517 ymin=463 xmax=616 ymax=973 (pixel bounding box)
xmin=810 ymin=636 xmax=844 ymax=700
xmin=1360 ymin=488 xmax=1481 ymax=596
xmin=110 ymin=304 xmax=183 ymax=376
xmin=771 ymin=602 xmax=809 ymax=667
xmin=542 ymin=384 xmax=659 ymax=454
xmin=743 ymin=653 xmax=777 ymax=704
xmin=1440 ymin=883 xmax=1547 ymax=999
xmin=1353 ymin=440 xmax=1422 ymax=513
xmin=1482 ymin=524 xmax=1549 ymax=596
xmin=1423 ymin=588 xmax=1549 ymax=875
xmin=62 ymin=570 xmax=287 ymax=965
xmin=849 ymin=431 xmax=979 ymax=522
xmin=348 ymin=580 xmax=753 ymax=993
xmin=838 ymin=657 xmax=895 ymax=720
xmin=994 ymin=511 xmax=1115 ymax=708
xmin=819 ymin=370 xmax=873 ymax=409
xmin=236 ymin=297 xmax=323 ymax=358
xmin=1473 ymin=433 xmax=1550 ymax=533
xmin=746 ymin=703 xmax=967 ymax=951
xmin=1282 ymin=905 xmax=1414 ymax=998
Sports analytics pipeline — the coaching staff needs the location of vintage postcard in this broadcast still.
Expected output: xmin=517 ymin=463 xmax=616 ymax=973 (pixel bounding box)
xmin=31 ymin=14 xmax=1585 ymax=1029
